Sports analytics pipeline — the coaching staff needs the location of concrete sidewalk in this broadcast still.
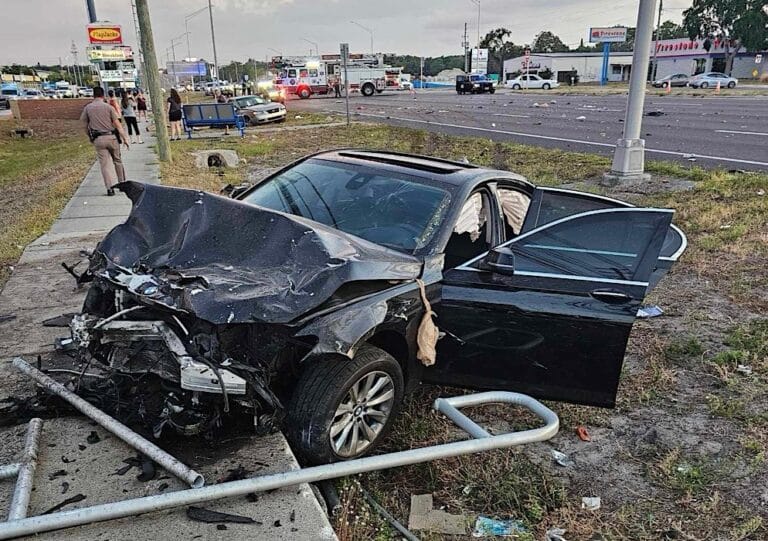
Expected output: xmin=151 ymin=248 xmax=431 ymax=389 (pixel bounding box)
xmin=0 ymin=124 xmax=336 ymax=540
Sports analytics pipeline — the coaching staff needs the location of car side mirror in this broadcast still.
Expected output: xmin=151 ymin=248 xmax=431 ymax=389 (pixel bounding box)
xmin=480 ymin=246 xmax=516 ymax=275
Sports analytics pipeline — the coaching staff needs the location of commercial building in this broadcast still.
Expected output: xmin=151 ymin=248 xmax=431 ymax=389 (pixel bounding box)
xmin=503 ymin=38 xmax=766 ymax=83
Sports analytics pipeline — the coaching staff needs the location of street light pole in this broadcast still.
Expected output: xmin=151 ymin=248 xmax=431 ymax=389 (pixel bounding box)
xmin=302 ymin=38 xmax=319 ymax=56
xmin=350 ymin=20 xmax=374 ymax=55
xmin=208 ymin=0 xmax=219 ymax=81
xmin=135 ymin=0 xmax=171 ymax=162
xmin=470 ymin=0 xmax=480 ymax=49
xmin=605 ymin=0 xmax=658 ymax=184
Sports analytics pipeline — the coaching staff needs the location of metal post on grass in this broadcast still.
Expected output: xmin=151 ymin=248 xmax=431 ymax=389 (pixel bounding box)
xmin=601 ymin=42 xmax=610 ymax=86
xmin=604 ymin=0 xmax=658 ymax=184
xmin=341 ymin=42 xmax=350 ymax=126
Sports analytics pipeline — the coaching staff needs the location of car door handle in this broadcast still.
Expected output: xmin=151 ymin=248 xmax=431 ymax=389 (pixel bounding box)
xmin=590 ymin=289 xmax=633 ymax=304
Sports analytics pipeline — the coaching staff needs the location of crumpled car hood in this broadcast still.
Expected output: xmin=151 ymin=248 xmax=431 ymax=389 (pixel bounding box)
xmin=92 ymin=182 xmax=422 ymax=325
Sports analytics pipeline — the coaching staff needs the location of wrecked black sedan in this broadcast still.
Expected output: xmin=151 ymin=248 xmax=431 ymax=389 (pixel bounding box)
xmin=69 ymin=150 xmax=686 ymax=463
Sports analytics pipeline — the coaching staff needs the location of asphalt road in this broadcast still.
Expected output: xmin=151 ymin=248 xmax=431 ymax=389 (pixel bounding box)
xmin=289 ymin=89 xmax=768 ymax=171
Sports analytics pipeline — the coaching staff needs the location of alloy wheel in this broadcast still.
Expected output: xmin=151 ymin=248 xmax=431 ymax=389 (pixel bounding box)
xmin=329 ymin=370 xmax=395 ymax=458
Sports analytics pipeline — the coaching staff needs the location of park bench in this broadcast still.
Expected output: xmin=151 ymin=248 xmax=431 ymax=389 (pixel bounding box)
xmin=182 ymin=103 xmax=245 ymax=139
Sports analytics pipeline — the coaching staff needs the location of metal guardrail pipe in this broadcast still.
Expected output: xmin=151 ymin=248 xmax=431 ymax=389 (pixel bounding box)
xmin=0 ymin=390 xmax=557 ymax=539
xmin=11 ymin=359 xmax=204 ymax=489
xmin=7 ymin=419 xmax=43 ymax=521
xmin=0 ymin=465 xmax=20 ymax=481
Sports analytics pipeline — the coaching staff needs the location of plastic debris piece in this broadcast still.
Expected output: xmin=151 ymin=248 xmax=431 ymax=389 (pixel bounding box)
xmin=576 ymin=115 xmax=586 ymax=121
xmin=48 ymin=469 xmax=67 ymax=480
xmin=186 ymin=506 xmax=256 ymax=524
xmin=637 ymin=305 xmax=664 ymax=318
xmin=736 ymin=364 xmax=752 ymax=376
xmin=86 ymin=430 xmax=101 ymax=444
xmin=581 ymin=497 xmax=601 ymax=511
xmin=576 ymin=426 xmax=591 ymax=441
xmin=61 ymin=481 xmax=70 ymax=494
xmin=551 ymin=449 xmax=574 ymax=467
xmin=472 ymin=516 xmax=527 ymax=537
xmin=42 ymin=494 xmax=86 ymax=515
xmin=645 ymin=111 xmax=665 ymax=117
xmin=546 ymin=528 xmax=569 ymax=541
xmin=757 ymin=189 xmax=765 ymax=196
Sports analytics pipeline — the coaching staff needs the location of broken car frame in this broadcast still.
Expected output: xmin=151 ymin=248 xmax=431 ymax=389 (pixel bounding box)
xmin=0 ymin=366 xmax=558 ymax=540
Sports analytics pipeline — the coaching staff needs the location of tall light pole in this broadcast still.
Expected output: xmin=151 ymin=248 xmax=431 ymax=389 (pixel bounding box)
xmin=184 ymin=6 xmax=208 ymax=60
xmin=605 ymin=0 xmax=658 ymax=184
xmin=350 ymin=20 xmax=374 ymax=55
xmin=169 ymin=34 xmax=186 ymax=86
xmin=302 ymin=38 xmax=319 ymax=56
xmin=208 ymin=0 xmax=219 ymax=81
xmin=470 ymin=0 xmax=480 ymax=48
xmin=135 ymin=0 xmax=171 ymax=162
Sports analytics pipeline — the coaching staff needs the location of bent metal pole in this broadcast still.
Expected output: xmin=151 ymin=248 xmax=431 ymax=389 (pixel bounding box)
xmin=11 ymin=358 xmax=204 ymax=489
xmin=0 ymin=391 xmax=557 ymax=540
xmin=7 ymin=418 xmax=43 ymax=521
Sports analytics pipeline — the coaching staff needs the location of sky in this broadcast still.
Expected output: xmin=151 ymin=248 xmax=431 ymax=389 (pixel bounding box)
xmin=0 ymin=0 xmax=692 ymax=66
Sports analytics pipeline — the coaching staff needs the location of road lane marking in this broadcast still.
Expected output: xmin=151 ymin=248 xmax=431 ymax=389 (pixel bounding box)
xmin=715 ymin=129 xmax=768 ymax=136
xmin=493 ymin=113 xmax=530 ymax=118
xmin=351 ymin=112 xmax=768 ymax=168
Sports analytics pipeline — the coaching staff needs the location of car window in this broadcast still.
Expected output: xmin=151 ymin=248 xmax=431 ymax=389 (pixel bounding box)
xmin=242 ymin=159 xmax=451 ymax=253
xmin=299 ymin=69 xmax=309 ymax=77
xmin=309 ymin=69 xmax=318 ymax=77
xmin=522 ymin=189 xmax=618 ymax=232
xmin=288 ymin=69 xmax=297 ymax=78
xmin=496 ymin=188 xmax=531 ymax=238
xmin=508 ymin=210 xmax=671 ymax=282
xmin=444 ymin=192 xmax=491 ymax=269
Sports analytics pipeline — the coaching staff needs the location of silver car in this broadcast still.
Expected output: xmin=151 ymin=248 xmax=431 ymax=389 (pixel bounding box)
xmin=688 ymin=72 xmax=737 ymax=89
xmin=232 ymin=95 xmax=286 ymax=125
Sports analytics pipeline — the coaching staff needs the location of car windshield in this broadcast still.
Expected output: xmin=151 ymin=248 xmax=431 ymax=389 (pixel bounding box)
xmin=242 ymin=158 xmax=451 ymax=253
xmin=235 ymin=96 xmax=268 ymax=107
xmin=1 ymin=89 xmax=19 ymax=96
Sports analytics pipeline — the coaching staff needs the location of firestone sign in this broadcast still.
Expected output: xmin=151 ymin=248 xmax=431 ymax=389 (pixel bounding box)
xmin=87 ymin=24 xmax=123 ymax=45
xmin=589 ymin=27 xmax=627 ymax=43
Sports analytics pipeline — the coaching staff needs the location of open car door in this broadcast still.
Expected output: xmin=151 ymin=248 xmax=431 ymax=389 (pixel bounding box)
xmin=429 ymin=206 xmax=674 ymax=407
xmin=519 ymin=187 xmax=686 ymax=290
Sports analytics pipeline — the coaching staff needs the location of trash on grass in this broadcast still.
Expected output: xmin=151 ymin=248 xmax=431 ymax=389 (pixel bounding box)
xmin=736 ymin=364 xmax=753 ymax=376
xmin=472 ymin=516 xmax=527 ymax=537
xmin=409 ymin=494 xmax=467 ymax=535
xmin=637 ymin=305 xmax=664 ymax=318
xmin=546 ymin=527 xmax=569 ymax=541
xmin=581 ymin=497 xmax=601 ymax=511
xmin=551 ymin=449 xmax=574 ymax=467
xmin=576 ymin=115 xmax=586 ymax=121
xmin=576 ymin=426 xmax=591 ymax=442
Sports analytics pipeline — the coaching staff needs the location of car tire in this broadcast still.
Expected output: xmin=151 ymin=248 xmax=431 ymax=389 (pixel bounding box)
xmin=700 ymin=82 xmax=709 ymax=89
xmin=297 ymin=87 xmax=311 ymax=99
xmin=727 ymin=81 xmax=736 ymax=88
xmin=489 ymin=88 xmax=495 ymax=94
xmin=361 ymin=83 xmax=375 ymax=97
xmin=512 ymin=84 xmax=521 ymax=90
xmin=542 ymin=83 xmax=551 ymax=90
xmin=285 ymin=344 xmax=404 ymax=464
xmin=662 ymin=82 xmax=668 ymax=88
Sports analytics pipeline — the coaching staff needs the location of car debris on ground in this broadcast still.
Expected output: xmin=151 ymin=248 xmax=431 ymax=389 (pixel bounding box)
xmin=408 ymin=494 xmax=467 ymax=535
xmin=472 ymin=515 xmax=528 ymax=537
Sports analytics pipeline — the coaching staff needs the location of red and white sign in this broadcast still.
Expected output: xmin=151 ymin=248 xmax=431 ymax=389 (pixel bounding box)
xmin=651 ymin=37 xmax=744 ymax=58
xmin=87 ymin=24 xmax=122 ymax=45
xmin=589 ymin=27 xmax=627 ymax=43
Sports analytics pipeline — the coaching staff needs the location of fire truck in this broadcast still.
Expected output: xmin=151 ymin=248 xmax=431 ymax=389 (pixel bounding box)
xmin=272 ymin=54 xmax=403 ymax=98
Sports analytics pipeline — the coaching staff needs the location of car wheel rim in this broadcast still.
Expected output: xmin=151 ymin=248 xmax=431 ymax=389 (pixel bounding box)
xmin=329 ymin=370 xmax=395 ymax=458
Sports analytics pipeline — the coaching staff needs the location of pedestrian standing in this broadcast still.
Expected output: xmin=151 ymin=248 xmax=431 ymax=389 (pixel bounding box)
xmin=80 ymin=86 xmax=129 ymax=196
xmin=107 ymin=89 xmax=122 ymax=122
xmin=167 ymin=88 xmax=183 ymax=141
xmin=333 ymin=77 xmax=341 ymax=98
xmin=121 ymin=93 xmax=144 ymax=144
xmin=135 ymin=90 xmax=148 ymax=121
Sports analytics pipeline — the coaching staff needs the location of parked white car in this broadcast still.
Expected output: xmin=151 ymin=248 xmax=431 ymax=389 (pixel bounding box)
xmin=505 ymin=74 xmax=560 ymax=90
xmin=688 ymin=72 xmax=737 ymax=89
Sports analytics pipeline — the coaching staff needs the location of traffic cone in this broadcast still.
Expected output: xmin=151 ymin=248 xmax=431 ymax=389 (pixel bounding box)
xmin=665 ymin=82 xmax=671 ymax=94
xmin=715 ymin=81 xmax=721 ymax=94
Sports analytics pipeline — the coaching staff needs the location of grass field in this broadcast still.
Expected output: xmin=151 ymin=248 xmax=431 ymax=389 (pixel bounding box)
xmin=160 ymin=122 xmax=767 ymax=540
xmin=0 ymin=119 xmax=93 ymax=289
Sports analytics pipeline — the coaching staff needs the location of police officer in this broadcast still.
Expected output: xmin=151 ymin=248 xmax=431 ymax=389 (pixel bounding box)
xmin=80 ymin=87 xmax=130 ymax=196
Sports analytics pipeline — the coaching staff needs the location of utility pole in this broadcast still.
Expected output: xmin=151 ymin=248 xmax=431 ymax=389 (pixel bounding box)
xmin=135 ymin=0 xmax=171 ymax=163
xmin=470 ymin=0 xmax=480 ymax=49
xmin=131 ymin=0 xmax=146 ymax=88
xmin=651 ymin=0 xmax=663 ymax=81
xmin=86 ymin=0 xmax=97 ymax=22
xmin=208 ymin=0 xmax=219 ymax=81
xmin=462 ymin=23 xmax=469 ymax=72
xmin=605 ymin=0 xmax=657 ymax=184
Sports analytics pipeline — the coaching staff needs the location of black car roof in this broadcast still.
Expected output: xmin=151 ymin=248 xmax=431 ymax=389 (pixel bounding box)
xmin=310 ymin=149 xmax=533 ymax=190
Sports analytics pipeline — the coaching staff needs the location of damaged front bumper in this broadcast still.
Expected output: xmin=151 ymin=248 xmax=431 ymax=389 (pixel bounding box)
xmin=72 ymin=316 xmax=247 ymax=396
